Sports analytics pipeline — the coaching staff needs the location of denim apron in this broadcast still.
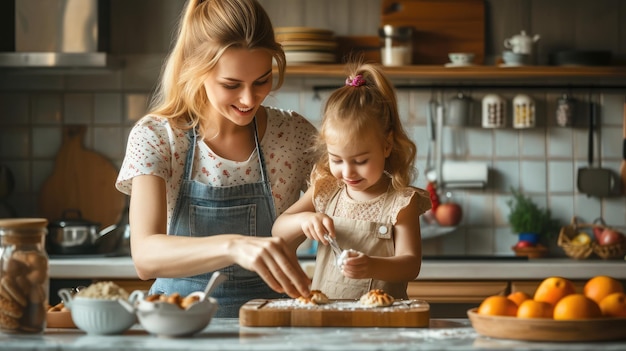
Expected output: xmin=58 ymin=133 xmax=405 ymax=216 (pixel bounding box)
xmin=149 ymin=119 xmax=285 ymax=318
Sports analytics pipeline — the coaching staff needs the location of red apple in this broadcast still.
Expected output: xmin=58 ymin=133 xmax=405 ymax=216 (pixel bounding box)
xmin=435 ymin=202 xmax=462 ymax=227
xmin=598 ymin=228 xmax=625 ymax=246
xmin=515 ymin=240 xmax=535 ymax=248
xmin=593 ymin=226 xmax=604 ymax=242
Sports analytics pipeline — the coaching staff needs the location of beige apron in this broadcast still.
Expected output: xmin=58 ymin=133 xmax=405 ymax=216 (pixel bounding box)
xmin=311 ymin=187 xmax=408 ymax=300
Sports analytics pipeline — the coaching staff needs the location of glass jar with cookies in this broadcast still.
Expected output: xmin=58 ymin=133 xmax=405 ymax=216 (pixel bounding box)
xmin=0 ymin=218 xmax=49 ymax=334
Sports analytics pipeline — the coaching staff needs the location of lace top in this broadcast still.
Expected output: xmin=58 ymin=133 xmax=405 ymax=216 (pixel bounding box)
xmin=312 ymin=177 xmax=431 ymax=224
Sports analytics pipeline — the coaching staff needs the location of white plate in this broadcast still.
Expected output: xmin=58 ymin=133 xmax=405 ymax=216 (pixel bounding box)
xmin=444 ymin=62 xmax=475 ymax=67
xmin=285 ymin=51 xmax=336 ymax=63
xmin=498 ymin=63 xmax=527 ymax=67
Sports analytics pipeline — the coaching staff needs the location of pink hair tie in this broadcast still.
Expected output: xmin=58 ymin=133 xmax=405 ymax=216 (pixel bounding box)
xmin=345 ymin=74 xmax=366 ymax=87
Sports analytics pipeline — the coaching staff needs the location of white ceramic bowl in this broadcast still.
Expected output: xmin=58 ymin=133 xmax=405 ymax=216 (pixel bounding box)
xmin=448 ymin=52 xmax=475 ymax=65
xmin=67 ymin=297 xmax=137 ymax=335
xmin=502 ymin=51 xmax=531 ymax=66
xmin=134 ymin=291 xmax=218 ymax=337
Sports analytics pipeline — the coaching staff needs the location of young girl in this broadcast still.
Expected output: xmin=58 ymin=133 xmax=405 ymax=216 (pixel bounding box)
xmin=272 ymin=62 xmax=431 ymax=300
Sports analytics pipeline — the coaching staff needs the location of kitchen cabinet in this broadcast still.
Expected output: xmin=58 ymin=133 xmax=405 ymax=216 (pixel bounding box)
xmin=407 ymin=280 xmax=508 ymax=303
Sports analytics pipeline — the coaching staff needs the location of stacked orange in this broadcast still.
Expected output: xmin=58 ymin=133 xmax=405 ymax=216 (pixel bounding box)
xmin=476 ymin=275 xmax=626 ymax=319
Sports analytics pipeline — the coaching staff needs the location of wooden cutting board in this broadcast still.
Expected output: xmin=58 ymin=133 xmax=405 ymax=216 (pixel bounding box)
xmin=239 ymin=299 xmax=430 ymax=327
xmin=381 ymin=0 xmax=485 ymax=65
xmin=38 ymin=125 xmax=126 ymax=229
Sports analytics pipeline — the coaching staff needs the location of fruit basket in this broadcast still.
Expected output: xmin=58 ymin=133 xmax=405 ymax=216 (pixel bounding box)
xmin=558 ymin=217 xmax=626 ymax=260
xmin=557 ymin=217 xmax=594 ymax=259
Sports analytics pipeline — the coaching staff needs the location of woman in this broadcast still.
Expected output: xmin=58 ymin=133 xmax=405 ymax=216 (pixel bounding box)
xmin=115 ymin=0 xmax=315 ymax=317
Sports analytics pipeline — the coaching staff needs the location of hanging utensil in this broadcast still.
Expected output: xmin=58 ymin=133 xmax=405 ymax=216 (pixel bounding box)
xmin=425 ymin=93 xmax=438 ymax=182
xmin=619 ymin=99 xmax=626 ymax=194
xmin=577 ymin=99 xmax=620 ymax=197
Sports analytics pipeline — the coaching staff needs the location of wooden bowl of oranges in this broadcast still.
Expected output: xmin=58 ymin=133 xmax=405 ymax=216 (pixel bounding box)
xmin=468 ymin=275 xmax=626 ymax=341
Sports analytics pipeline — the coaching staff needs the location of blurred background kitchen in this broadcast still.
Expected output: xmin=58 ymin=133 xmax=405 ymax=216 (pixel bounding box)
xmin=0 ymin=0 xmax=625 ymax=259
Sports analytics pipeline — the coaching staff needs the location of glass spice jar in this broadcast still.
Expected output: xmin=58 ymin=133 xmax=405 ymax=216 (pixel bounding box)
xmin=0 ymin=218 xmax=49 ymax=334
xmin=379 ymin=24 xmax=413 ymax=66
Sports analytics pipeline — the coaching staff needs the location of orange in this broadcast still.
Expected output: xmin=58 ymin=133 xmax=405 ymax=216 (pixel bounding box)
xmin=516 ymin=299 xmax=553 ymax=319
xmin=583 ymin=275 xmax=624 ymax=305
xmin=553 ymin=294 xmax=602 ymax=320
xmin=599 ymin=292 xmax=626 ymax=317
xmin=507 ymin=291 xmax=531 ymax=306
xmin=533 ymin=276 xmax=576 ymax=305
xmin=477 ymin=295 xmax=518 ymax=317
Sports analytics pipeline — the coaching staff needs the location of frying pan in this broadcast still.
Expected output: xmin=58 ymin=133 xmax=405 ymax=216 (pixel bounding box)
xmin=577 ymin=101 xmax=621 ymax=197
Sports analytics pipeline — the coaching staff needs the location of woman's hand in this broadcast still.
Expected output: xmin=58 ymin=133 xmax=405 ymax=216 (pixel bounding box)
xmin=232 ymin=236 xmax=311 ymax=298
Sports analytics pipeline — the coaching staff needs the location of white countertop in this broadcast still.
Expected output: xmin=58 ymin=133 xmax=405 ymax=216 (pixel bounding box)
xmin=1 ymin=318 xmax=624 ymax=350
xmin=49 ymin=256 xmax=626 ymax=280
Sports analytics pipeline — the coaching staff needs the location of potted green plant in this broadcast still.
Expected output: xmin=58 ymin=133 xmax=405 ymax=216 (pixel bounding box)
xmin=506 ymin=188 xmax=559 ymax=256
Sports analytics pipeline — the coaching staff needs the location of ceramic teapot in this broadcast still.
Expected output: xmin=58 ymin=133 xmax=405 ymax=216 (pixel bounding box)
xmin=504 ymin=30 xmax=540 ymax=55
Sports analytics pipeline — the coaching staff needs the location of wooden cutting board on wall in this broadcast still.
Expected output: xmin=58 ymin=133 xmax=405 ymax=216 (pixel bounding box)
xmin=38 ymin=125 xmax=126 ymax=229
xmin=381 ymin=0 xmax=485 ymax=65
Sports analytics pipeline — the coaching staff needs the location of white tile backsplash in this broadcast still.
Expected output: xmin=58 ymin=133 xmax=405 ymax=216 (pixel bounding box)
xmin=32 ymin=127 xmax=62 ymax=158
xmin=547 ymin=161 xmax=575 ymax=192
xmin=95 ymin=93 xmax=123 ymax=124
xmin=31 ymin=94 xmax=62 ymax=124
xmin=0 ymin=94 xmax=29 ymax=125
xmin=64 ymin=94 xmax=93 ymax=124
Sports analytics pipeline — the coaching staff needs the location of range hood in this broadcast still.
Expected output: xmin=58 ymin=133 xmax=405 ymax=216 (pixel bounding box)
xmin=0 ymin=0 xmax=118 ymax=69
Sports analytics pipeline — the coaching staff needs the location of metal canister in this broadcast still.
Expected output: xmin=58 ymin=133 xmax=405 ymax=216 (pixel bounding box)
xmin=0 ymin=218 xmax=49 ymax=334
xmin=556 ymin=94 xmax=576 ymax=127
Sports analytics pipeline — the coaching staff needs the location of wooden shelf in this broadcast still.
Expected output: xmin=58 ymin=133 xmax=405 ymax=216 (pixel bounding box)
xmin=279 ymin=64 xmax=626 ymax=87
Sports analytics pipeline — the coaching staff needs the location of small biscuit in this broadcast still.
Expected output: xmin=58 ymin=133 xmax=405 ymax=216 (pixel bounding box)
xmin=29 ymin=285 xmax=45 ymax=304
xmin=180 ymin=295 xmax=200 ymax=309
xmin=359 ymin=289 xmax=394 ymax=307
xmin=0 ymin=277 xmax=27 ymax=307
xmin=145 ymin=294 xmax=162 ymax=302
xmin=0 ymin=295 xmax=23 ymax=319
xmin=296 ymin=290 xmax=330 ymax=305
xmin=0 ymin=312 xmax=19 ymax=331
xmin=166 ymin=293 xmax=182 ymax=306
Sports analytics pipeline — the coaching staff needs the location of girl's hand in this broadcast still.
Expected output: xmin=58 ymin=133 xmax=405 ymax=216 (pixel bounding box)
xmin=299 ymin=213 xmax=335 ymax=243
xmin=339 ymin=250 xmax=371 ymax=279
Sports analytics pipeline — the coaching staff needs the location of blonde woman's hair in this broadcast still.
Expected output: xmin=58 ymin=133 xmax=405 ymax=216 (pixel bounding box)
xmin=147 ymin=0 xmax=286 ymax=135
xmin=311 ymin=62 xmax=417 ymax=190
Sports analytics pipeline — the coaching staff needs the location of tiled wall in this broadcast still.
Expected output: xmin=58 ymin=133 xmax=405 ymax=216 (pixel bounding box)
xmin=1 ymin=0 xmax=625 ymax=257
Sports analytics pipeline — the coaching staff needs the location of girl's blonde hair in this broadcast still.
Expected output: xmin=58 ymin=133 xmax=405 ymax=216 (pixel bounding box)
xmin=148 ymin=0 xmax=286 ymax=135
xmin=311 ymin=62 xmax=417 ymax=190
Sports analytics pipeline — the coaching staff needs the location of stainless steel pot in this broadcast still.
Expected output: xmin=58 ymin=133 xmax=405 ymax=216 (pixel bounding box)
xmin=47 ymin=209 xmax=117 ymax=255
